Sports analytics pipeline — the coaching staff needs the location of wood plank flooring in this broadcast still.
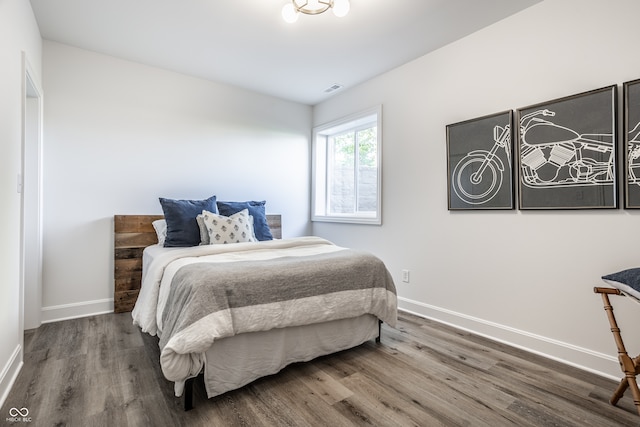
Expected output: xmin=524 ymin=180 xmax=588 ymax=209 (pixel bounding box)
xmin=2 ymin=311 xmax=638 ymax=426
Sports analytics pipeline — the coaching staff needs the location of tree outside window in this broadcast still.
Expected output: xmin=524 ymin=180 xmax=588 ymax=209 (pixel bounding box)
xmin=312 ymin=106 xmax=382 ymax=224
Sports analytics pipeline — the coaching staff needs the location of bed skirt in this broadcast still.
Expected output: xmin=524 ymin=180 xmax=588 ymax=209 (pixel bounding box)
xmin=174 ymin=314 xmax=379 ymax=399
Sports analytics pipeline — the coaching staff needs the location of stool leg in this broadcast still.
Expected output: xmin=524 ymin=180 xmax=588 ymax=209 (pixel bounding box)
xmin=600 ymin=292 xmax=640 ymax=415
xmin=621 ymin=354 xmax=640 ymax=416
xmin=628 ymin=379 xmax=640 ymax=417
xmin=610 ymin=377 xmax=629 ymax=406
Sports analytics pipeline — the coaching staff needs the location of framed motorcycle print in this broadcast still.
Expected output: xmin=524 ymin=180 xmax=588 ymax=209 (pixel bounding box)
xmin=516 ymin=85 xmax=618 ymax=209
xmin=624 ymin=78 xmax=640 ymax=208
xmin=446 ymin=110 xmax=514 ymax=210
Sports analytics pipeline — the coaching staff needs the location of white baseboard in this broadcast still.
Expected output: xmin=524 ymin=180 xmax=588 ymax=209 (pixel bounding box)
xmin=0 ymin=345 xmax=23 ymax=411
xmin=398 ymin=296 xmax=620 ymax=381
xmin=41 ymin=298 xmax=114 ymax=324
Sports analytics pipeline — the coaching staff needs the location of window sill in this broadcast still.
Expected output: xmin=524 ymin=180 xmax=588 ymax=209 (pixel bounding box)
xmin=311 ymin=215 xmax=381 ymax=225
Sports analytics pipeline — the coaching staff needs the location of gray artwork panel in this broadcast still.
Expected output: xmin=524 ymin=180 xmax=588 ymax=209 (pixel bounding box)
xmin=517 ymin=85 xmax=617 ymax=209
xmin=446 ymin=111 xmax=513 ymax=210
xmin=625 ymin=79 xmax=640 ymax=208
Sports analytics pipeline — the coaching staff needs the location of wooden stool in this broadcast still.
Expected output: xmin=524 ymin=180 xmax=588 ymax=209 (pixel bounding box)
xmin=594 ymin=287 xmax=640 ymax=416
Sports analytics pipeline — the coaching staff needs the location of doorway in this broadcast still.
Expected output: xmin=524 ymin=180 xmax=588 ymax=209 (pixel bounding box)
xmin=21 ymin=54 xmax=43 ymax=331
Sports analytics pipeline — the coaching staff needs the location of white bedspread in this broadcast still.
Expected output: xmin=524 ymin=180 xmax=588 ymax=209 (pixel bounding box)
xmin=131 ymin=236 xmax=398 ymax=397
xmin=132 ymin=236 xmax=348 ymax=336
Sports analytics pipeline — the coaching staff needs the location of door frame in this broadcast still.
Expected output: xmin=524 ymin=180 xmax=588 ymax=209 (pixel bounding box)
xmin=20 ymin=52 xmax=43 ymax=338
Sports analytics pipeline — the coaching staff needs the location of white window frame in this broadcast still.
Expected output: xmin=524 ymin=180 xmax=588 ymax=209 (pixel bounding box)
xmin=311 ymin=105 xmax=382 ymax=225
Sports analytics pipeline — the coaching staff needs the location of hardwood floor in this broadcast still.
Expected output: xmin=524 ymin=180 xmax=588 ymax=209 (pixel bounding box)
xmin=2 ymin=311 xmax=638 ymax=426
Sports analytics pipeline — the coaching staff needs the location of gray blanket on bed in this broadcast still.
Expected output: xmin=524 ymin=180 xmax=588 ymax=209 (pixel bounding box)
xmin=158 ymin=248 xmax=397 ymax=381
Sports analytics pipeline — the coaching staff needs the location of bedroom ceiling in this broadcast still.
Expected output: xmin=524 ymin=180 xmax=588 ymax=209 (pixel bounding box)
xmin=29 ymin=0 xmax=541 ymax=105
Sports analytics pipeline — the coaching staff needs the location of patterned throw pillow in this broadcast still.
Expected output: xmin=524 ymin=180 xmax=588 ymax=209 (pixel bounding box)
xmin=201 ymin=209 xmax=256 ymax=244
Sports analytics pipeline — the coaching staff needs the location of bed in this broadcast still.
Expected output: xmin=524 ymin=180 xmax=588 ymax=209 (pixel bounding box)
xmin=114 ymin=211 xmax=397 ymax=409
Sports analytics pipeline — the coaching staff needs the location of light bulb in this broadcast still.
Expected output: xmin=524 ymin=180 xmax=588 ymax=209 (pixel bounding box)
xmin=282 ymin=3 xmax=299 ymax=23
xmin=332 ymin=0 xmax=350 ymax=17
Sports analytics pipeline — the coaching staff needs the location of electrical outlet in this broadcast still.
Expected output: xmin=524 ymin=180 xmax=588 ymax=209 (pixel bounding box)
xmin=401 ymin=269 xmax=410 ymax=283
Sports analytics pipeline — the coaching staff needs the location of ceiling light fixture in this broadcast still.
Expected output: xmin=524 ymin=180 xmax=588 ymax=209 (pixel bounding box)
xmin=282 ymin=0 xmax=350 ymax=23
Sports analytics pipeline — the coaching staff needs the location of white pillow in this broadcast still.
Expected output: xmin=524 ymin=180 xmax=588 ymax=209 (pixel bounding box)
xmin=152 ymin=219 xmax=167 ymax=245
xmin=196 ymin=214 xmax=209 ymax=245
xmin=247 ymin=215 xmax=257 ymax=241
xmin=201 ymin=209 xmax=256 ymax=244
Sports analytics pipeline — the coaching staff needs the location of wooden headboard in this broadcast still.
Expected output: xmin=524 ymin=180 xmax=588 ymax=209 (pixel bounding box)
xmin=114 ymin=214 xmax=282 ymax=313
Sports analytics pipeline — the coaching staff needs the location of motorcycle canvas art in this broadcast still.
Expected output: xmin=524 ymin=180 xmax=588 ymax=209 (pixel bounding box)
xmin=519 ymin=109 xmax=614 ymax=188
xmin=516 ymin=85 xmax=618 ymax=209
xmin=446 ymin=110 xmax=514 ymax=210
xmin=624 ymin=78 xmax=640 ymax=208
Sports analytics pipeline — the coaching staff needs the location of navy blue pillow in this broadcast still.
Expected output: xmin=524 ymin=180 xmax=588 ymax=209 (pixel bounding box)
xmin=159 ymin=195 xmax=217 ymax=247
xmin=602 ymin=268 xmax=640 ymax=300
xmin=217 ymin=200 xmax=273 ymax=241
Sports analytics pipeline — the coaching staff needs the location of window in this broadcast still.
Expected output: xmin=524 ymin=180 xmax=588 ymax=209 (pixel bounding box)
xmin=312 ymin=105 xmax=382 ymax=224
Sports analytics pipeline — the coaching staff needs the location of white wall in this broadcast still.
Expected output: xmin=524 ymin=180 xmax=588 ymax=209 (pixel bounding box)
xmin=313 ymin=0 xmax=640 ymax=379
xmin=41 ymin=41 xmax=312 ymax=321
xmin=0 ymin=0 xmax=42 ymax=409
